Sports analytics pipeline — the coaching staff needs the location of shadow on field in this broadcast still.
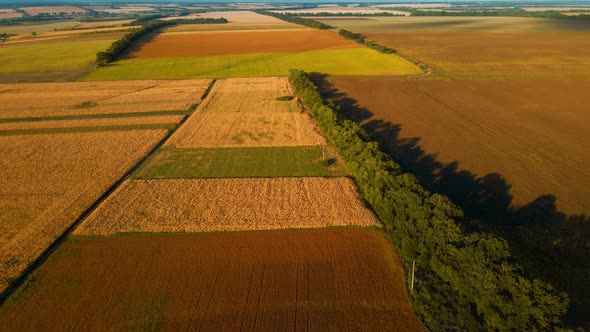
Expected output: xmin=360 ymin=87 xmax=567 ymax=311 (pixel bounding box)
xmin=310 ymin=72 xmax=590 ymax=327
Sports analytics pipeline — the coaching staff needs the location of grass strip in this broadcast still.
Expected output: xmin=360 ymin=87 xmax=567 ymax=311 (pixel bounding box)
xmin=0 ymin=110 xmax=189 ymax=124
xmin=133 ymin=145 xmax=349 ymax=179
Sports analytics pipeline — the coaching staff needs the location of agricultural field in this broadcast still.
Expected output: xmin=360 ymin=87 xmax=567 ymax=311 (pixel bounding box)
xmin=134 ymin=146 xmax=348 ymax=178
xmin=83 ymin=48 xmax=421 ymax=80
xmin=314 ymin=16 xmax=590 ymax=77
xmin=326 ymin=76 xmax=590 ymax=215
xmin=0 ymin=32 xmax=124 ymax=83
xmin=0 ymin=130 xmax=169 ymax=293
xmin=0 ymin=9 xmax=21 ymax=19
xmin=18 ymin=6 xmax=87 ymax=15
xmin=75 ymin=177 xmax=378 ymax=235
xmin=0 ymin=79 xmax=212 ymax=293
xmin=126 ymin=29 xmax=361 ymax=58
xmin=0 ymin=229 xmax=421 ymax=331
xmin=276 ymin=6 xmax=410 ymax=16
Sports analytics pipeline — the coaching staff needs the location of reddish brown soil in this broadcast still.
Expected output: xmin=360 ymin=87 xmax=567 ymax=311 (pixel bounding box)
xmin=0 ymin=228 xmax=423 ymax=331
xmin=126 ymin=29 xmax=361 ymax=59
xmin=326 ymin=76 xmax=590 ymax=215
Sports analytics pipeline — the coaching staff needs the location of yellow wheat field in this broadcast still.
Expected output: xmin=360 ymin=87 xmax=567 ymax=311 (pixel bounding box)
xmin=0 ymin=80 xmax=211 ymax=110
xmin=75 ymin=177 xmax=380 ymax=235
xmin=166 ymin=111 xmax=326 ymax=147
xmin=201 ymin=77 xmax=297 ymax=113
xmin=0 ymin=102 xmax=192 ymax=119
xmin=0 ymin=115 xmax=183 ymax=131
xmin=0 ymin=130 xmax=168 ymax=293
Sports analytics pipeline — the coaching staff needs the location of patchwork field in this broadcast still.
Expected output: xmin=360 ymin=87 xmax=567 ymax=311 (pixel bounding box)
xmin=0 ymin=229 xmax=421 ymax=331
xmin=135 ymin=146 xmax=348 ymax=178
xmin=75 ymin=177 xmax=378 ymax=235
xmin=127 ymin=29 xmax=360 ymax=58
xmin=0 ymin=130 xmax=168 ymax=293
xmin=0 ymin=9 xmax=21 ymax=19
xmin=18 ymin=6 xmax=87 ymax=15
xmin=0 ymin=79 xmax=212 ymax=293
xmin=326 ymin=76 xmax=590 ymax=215
xmin=314 ymin=16 xmax=590 ymax=77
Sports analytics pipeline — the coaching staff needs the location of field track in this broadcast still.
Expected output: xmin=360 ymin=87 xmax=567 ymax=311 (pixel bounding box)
xmin=0 ymin=229 xmax=422 ymax=331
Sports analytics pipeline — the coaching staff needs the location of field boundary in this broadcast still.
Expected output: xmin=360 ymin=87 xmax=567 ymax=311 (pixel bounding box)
xmin=0 ymin=110 xmax=190 ymax=123
xmin=0 ymin=79 xmax=217 ymax=306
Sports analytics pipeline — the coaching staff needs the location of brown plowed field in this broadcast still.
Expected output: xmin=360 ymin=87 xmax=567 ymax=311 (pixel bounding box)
xmin=167 ymin=111 xmax=326 ymax=147
xmin=0 ymin=229 xmax=422 ymax=331
xmin=328 ymin=76 xmax=590 ymax=214
xmin=0 ymin=130 xmax=169 ymax=293
xmin=126 ymin=29 xmax=361 ymax=58
xmin=74 ymin=178 xmax=379 ymax=235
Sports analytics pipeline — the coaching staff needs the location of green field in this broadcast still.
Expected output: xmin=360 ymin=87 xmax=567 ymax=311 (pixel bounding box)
xmin=134 ymin=146 xmax=349 ymax=178
xmin=81 ymin=48 xmax=421 ymax=81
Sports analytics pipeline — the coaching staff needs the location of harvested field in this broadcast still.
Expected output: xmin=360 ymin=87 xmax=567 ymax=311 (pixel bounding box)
xmin=75 ymin=177 xmax=379 ymax=235
xmin=0 ymin=115 xmax=183 ymax=131
xmin=164 ymin=23 xmax=300 ymax=32
xmin=0 ymin=229 xmax=422 ymax=331
xmin=134 ymin=146 xmax=349 ymax=178
xmin=0 ymin=102 xmax=192 ymax=120
xmin=82 ymin=48 xmax=421 ymax=81
xmin=19 ymin=6 xmax=87 ymax=15
xmin=0 ymin=130 xmax=169 ymax=293
xmin=167 ymin=112 xmax=326 ymax=147
xmin=0 ymin=80 xmax=210 ymax=110
xmin=0 ymin=10 xmax=22 ymax=19
xmin=127 ymin=29 xmax=360 ymax=59
xmin=197 ymin=77 xmax=297 ymax=113
xmin=327 ymin=76 xmax=590 ymax=215
xmin=316 ymin=16 xmax=590 ymax=77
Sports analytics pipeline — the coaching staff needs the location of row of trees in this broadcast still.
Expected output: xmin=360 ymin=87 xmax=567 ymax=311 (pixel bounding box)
xmin=96 ymin=20 xmax=173 ymax=67
xmin=291 ymin=12 xmax=405 ymax=17
xmin=288 ymin=69 xmax=568 ymax=331
xmin=338 ymin=29 xmax=397 ymax=54
xmin=253 ymin=10 xmax=332 ymax=29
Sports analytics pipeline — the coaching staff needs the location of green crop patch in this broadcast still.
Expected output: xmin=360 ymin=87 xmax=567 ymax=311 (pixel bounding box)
xmin=134 ymin=146 xmax=349 ymax=179
xmin=81 ymin=48 xmax=421 ymax=81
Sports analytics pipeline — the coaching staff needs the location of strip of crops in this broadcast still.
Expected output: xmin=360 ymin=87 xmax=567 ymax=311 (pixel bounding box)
xmin=288 ymin=69 xmax=568 ymax=331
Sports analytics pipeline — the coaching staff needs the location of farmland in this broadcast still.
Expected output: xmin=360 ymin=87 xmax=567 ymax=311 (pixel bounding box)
xmin=0 ymin=79 xmax=212 ymax=293
xmin=83 ymin=48 xmax=421 ymax=80
xmin=75 ymin=177 xmax=378 ymax=235
xmin=18 ymin=6 xmax=87 ymax=15
xmin=0 ymin=229 xmax=421 ymax=331
xmin=134 ymin=146 xmax=348 ymax=178
xmin=126 ymin=29 xmax=361 ymax=58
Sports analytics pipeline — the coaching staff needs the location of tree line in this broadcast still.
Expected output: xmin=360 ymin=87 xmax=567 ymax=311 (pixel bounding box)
xmin=291 ymin=12 xmax=405 ymax=17
xmin=288 ymin=69 xmax=568 ymax=331
xmin=338 ymin=29 xmax=397 ymax=54
xmin=253 ymin=10 xmax=333 ymax=29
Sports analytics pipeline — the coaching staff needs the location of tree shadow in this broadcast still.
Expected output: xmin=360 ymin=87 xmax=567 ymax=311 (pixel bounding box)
xmin=311 ymin=72 xmax=590 ymax=327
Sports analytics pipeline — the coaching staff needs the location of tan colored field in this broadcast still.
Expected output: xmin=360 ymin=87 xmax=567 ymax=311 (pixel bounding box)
xmin=19 ymin=6 xmax=87 ymax=15
xmin=127 ymin=29 xmax=359 ymax=59
xmin=199 ymin=77 xmax=296 ymax=112
xmin=327 ymin=76 xmax=590 ymax=215
xmin=0 ymin=80 xmax=211 ymax=110
xmin=0 ymin=115 xmax=183 ymax=131
xmin=0 ymin=229 xmax=422 ymax=331
xmin=0 ymin=10 xmax=22 ymax=19
xmin=0 ymin=102 xmax=191 ymax=120
xmin=75 ymin=177 xmax=379 ymax=235
xmin=168 ymin=112 xmax=326 ymax=147
xmin=0 ymin=130 xmax=169 ymax=293
xmin=74 ymin=19 xmax=134 ymax=28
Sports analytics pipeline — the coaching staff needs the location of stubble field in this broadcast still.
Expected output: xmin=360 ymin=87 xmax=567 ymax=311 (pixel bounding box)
xmin=0 ymin=229 xmax=422 ymax=331
xmin=0 ymin=130 xmax=169 ymax=293
xmin=74 ymin=177 xmax=379 ymax=235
